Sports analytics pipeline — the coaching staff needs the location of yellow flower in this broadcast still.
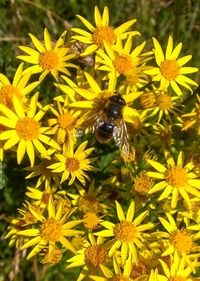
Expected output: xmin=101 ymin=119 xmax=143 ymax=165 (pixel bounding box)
xmin=96 ymin=36 xmax=150 ymax=92
xmin=25 ymin=154 xmax=61 ymax=189
xmin=155 ymin=213 xmax=200 ymax=271
xmin=17 ymin=28 xmax=76 ymax=81
xmin=48 ymin=97 xmax=85 ymax=147
xmin=68 ymin=181 xmax=109 ymax=214
xmin=95 ymin=201 xmax=154 ymax=263
xmin=151 ymin=123 xmax=175 ymax=149
xmin=147 ymin=150 xmax=200 ymax=209
xmin=145 ymin=35 xmax=198 ymax=96
xmin=159 ymin=251 xmax=197 ymax=281
xmin=67 ymin=233 xmax=111 ymax=280
xmin=6 ymin=203 xmax=42 ymax=247
xmin=41 ymin=246 xmax=63 ymax=265
xmin=48 ymin=140 xmax=97 ymax=186
xmin=17 ymin=199 xmax=83 ymax=260
xmin=141 ymin=88 xmax=182 ymax=123
xmin=0 ymin=63 xmax=39 ymax=109
xmin=89 ymin=253 xmax=133 ymax=281
xmin=133 ymin=172 xmax=154 ymax=196
xmin=0 ymin=93 xmax=60 ymax=167
xmin=71 ymin=6 xmax=139 ymax=56
xmin=25 ymin=185 xmax=69 ymax=210
xmin=181 ymin=94 xmax=200 ymax=135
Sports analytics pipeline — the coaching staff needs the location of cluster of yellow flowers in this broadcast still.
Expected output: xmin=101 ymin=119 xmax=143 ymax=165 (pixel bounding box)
xmin=2 ymin=6 xmax=200 ymax=281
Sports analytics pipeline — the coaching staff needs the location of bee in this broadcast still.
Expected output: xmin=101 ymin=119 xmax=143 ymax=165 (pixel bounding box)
xmin=81 ymin=94 xmax=130 ymax=157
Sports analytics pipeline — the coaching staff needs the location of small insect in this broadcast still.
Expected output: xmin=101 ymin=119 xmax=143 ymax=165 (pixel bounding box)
xmin=81 ymin=94 xmax=130 ymax=157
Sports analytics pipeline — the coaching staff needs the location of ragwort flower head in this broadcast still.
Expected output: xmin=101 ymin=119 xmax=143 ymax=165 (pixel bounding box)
xmin=17 ymin=199 xmax=83 ymax=260
xmin=0 ymin=63 xmax=39 ymax=109
xmin=147 ymin=150 xmax=200 ymax=209
xmin=96 ymin=35 xmax=151 ymax=93
xmin=181 ymin=94 xmax=200 ymax=135
xmin=145 ymin=35 xmax=198 ymax=96
xmin=140 ymin=88 xmax=183 ymax=123
xmin=95 ymin=201 xmax=154 ymax=263
xmin=68 ymin=181 xmax=109 ymax=215
xmin=71 ymin=6 xmax=140 ymax=56
xmin=48 ymin=97 xmax=86 ymax=148
xmin=25 ymin=155 xmax=61 ymax=189
xmin=67 ymin=233 xmax=110 ymax=280
xmin=48 ymin=140 xmax=97 ymax=186
xmin=159 ymin=247 xmax=198 ymax=280
xmin=17 ymin=28 xmax=76 ymax=81
xmin=155 ymin=213 xmax=200 ymax=271
xmin=0 ymin=93 xmax=60 ymax=167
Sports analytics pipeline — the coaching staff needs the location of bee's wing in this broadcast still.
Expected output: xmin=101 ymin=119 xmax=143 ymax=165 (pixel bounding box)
xmin=75 ymin=111 xmax=102 ymax=138
xmin=113 ymin=120 xmax=130 ymax=157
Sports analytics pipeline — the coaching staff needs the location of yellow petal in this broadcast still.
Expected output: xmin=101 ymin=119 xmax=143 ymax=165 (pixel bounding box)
xmin=115 ymin=201 xmax=125 ymax=221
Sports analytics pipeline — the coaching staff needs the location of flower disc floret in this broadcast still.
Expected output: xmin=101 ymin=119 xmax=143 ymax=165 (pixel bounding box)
xmin=58 ymin=113 xmax=74 ymax=129
xmin=39 ymin=50 xmax=59 ymax=70
xmin=40 ymin=218 xmax=62 ymax=243
xmin=92 ymin=26 xmax=115 ymax=47
xmin=0 ymin=85 xmax=22 ymax=108
xmin=16 ymin=117 xmax=40 ymax=141
xmin=156 ymin=93 xmax=173 ymax=110
xmin=66 ymin=157 xmax=80 ymax=172
xmin=160 ymin=59 xmax=180 ymax=80
xmin=165 ymin=166 xmax=188 ymax=188
xmin=84 ymin=245 xmax=107 ymax=268
xmin=114 ymin=220 xmax=136 ymax=243
xmin=170 ymin=230 xmax=192 ymax=254
xmin=130 ymin=262 xmax=148 ymax=279
xmin=113 ymin=54 xmax=135 ymax=75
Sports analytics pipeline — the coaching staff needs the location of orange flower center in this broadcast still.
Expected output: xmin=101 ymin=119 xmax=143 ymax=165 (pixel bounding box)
xmin=39 ymin=50 xmax=58 ymax=70
xmin=84 ymin=245 xmax=107 ymax=268
xmin=170 ymin=230 xmax=192 ymax=254
xmin=66 ymin=157 xmax=80 ymax=171
xmin=168 ymin=276 xmax=186 ymax=281
xmin=83 ymin=212 xmax=99 ymax=229
xmin=130 ymin=262 xmax=148 ymax=279
xmin=134 ymin=173 xmax=154 ymax=195
xmin=71 ymin=236 xmax=85 ymax=251
xmin=114 ymin=220 xmax=137 ymax=243
xmin=0 ymin=85 xmax=23 ymax=108
xmin=40 ymin=218 xmax=62 ymax=243
xmin=92 ymin=26 xmax=115 ymax=47
xmin=113 ymin=54 xmax=135 ymax=75
xmin=42 ymin=192 xmax=51 ymax=205
xmin=16 ymin=117 xmax=40 ymax=140
xmin=58 ymin=113 xmax=74 ymax=129
xmin=139 ymin=92 xmax=156 ymax=109
xmin=156 ymin=93 xmax=173 ymax=110
xmin=165 ymin=166 xmax=188 ymax=188
xmin=160 ymin=59 xmax=180 ymax=80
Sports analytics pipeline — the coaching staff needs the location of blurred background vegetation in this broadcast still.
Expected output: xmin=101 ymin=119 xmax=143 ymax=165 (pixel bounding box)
xmin=0 ymin=0 xmax=200 ymax=280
